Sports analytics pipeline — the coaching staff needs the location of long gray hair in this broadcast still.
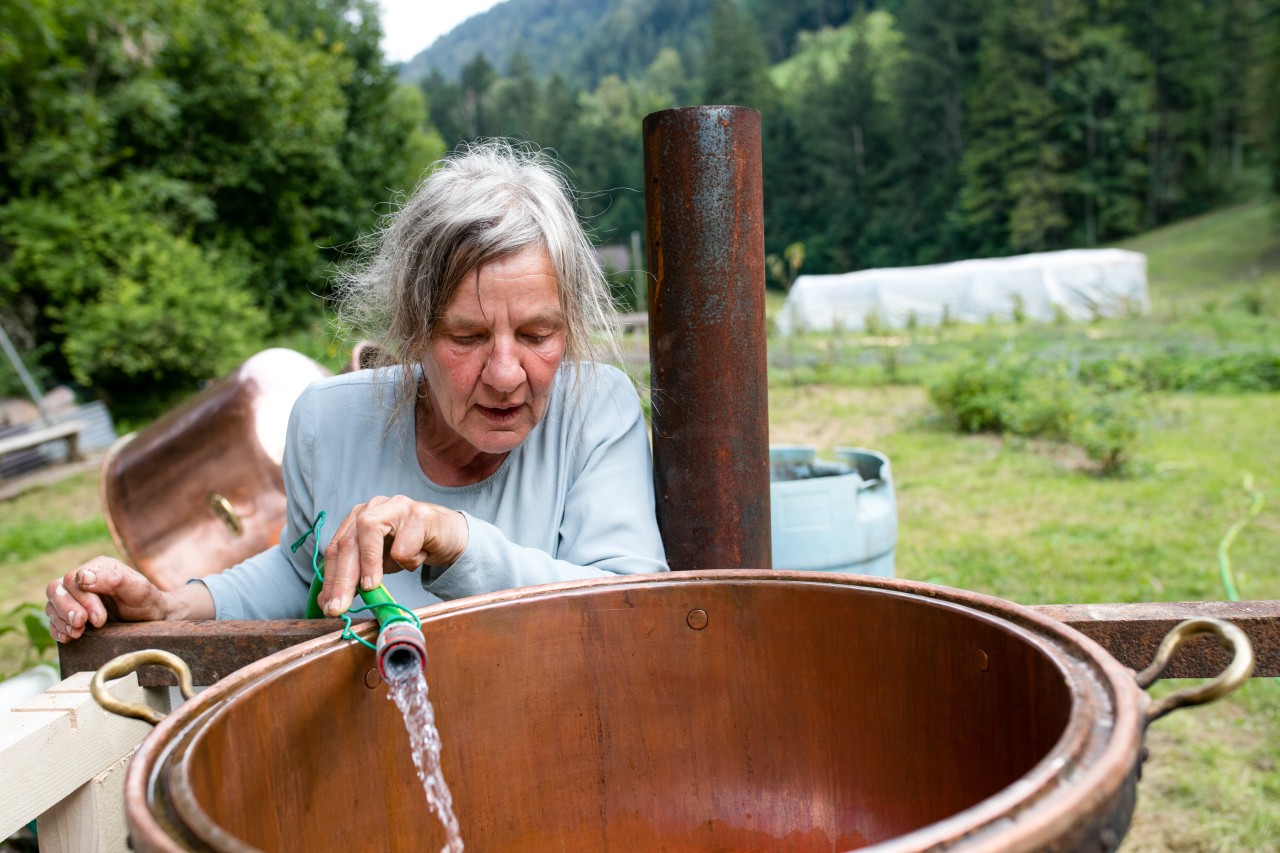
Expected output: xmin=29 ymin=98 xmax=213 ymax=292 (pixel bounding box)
xmin=334 ymin=140 xmax=621 ymax=419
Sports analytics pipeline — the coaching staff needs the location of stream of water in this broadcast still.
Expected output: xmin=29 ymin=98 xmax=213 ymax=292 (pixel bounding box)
xmin=387 ymin=669 xmax=464 ymax=853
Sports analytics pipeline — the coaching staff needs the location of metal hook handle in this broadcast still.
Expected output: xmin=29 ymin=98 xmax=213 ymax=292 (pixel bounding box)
xmin=90 ymin=649 xmax=197 ymax=726
xmin=1135 ymin=617 xmax=1254 ymax=725
xmin=207 ymin=491 xmax=244 ymax=537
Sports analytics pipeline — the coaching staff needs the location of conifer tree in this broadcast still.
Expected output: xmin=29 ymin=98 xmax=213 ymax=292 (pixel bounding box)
xmin=1256 ymin=1 xmax=1280 ymax=197
xmin=1108 ymin=0 xmax=1217 ymax=223
xmin=1207 ymin=0 xmax=1259 ymax=188
xmin=886 ymin=0 xmax=982 ymax=264
xmin=1055 ymin=26 xmax=1153 ymax=245
xmin=459 ymin=53 xmax=498 ymax=138
xmin=815 ymin=14 xmax=895 ymax=271
xmin=703 ymin=0 xmax=776 ymax=110
xmin=420 ymin=71 xmax=466 ymax=143
xmin=957 ymin=0 xmax=1087 ymax=255
xmin=534 ymin=74 xmax=582 ymax=149
xmin=490 ymin=51 xmax=541 ymax=138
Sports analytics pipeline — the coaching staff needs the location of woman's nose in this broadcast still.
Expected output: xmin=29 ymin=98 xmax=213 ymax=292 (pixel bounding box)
xmin=481 ymin=336 xmax=524 ymax=392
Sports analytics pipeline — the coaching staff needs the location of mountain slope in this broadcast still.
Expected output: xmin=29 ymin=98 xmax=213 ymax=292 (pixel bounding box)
xmin=401 ymin=0 xmax=611 ymax=84
xmin=400 ymin=0 xmax=856 ymax=88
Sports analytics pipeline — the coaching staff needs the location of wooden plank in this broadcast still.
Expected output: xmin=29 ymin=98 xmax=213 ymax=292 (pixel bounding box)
xmin=37 ymin=753 xmax=132 ymax=853
xmin=0 ymin=420 xmax=85 ymax=456
xmin=0 ymin=671 xmax=167 ymax=838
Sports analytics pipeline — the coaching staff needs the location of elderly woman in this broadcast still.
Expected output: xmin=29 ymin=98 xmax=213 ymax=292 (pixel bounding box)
xmin=45 ymin=142 xmax=668 ymax=640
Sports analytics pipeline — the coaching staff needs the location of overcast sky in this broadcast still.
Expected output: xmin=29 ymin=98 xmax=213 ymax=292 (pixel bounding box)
xmin=378 ymin=0 xmax=505 ymax=64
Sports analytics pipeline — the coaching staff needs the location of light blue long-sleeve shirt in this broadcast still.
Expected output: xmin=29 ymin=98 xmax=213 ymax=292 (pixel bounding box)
xmin=198 ymin=363 xmax=668 ymax=619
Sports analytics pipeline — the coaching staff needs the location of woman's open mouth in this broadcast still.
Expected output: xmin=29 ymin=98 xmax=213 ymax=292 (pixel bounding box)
xmin=478 ymin=403 xmax=522 ymax=424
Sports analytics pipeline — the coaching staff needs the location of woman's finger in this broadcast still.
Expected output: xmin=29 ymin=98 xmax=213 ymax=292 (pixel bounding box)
xmin=76 ymin=557 xmax=137 ymax=626
xmin=45 ymin=601 xmax=69 ymax=640
xmin=322 ymin=501 xmax=374 ymax=616
xmin=318 ymin=497 xmax=465 ymax=617
xmin=388 ymin=506 xmax=432 ymax=571
xmin=75 ymin=560 xmax=171 ymax=623
xmin=355 ymin=505 xmax=399 ymax=594
xmin=321 ymin=497 xmax=427 ymax=616
xmin=45 ymin=599 xmax=80 ymax=642
xmin=46 ymin=570 xmax=101 ymax=637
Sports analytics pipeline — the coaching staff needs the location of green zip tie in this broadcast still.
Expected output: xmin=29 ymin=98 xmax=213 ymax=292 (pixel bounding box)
xmin=291 ymin=510 xmax=420 ymax=651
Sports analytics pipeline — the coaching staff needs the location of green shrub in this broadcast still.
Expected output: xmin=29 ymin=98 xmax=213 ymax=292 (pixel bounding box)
xmin=61 ymin=234 xmax=267 ymax=388
xmin=0 ymin=183 xmax=268 ymax=402
xmin=1239 ymin=289 xmax=1269 ymax=317
xmin=929 ymin=354 xmax=1143 ymax=475
xmin=1010 ymin=293 xmax=1027 ymax=325
xmin=863 ymin=310 xmax=886 ymax=337
xmin=1070 ymin=391 xmax=1141 ymax=475
xmin=879 ymin=347 xmax=902 ymax=383
xmin=0 ymin=603 xmax=56 ymax=678
xmin=927 ymin=355 xmax=1028 ymax=433
xmin=1077 ymin=348 xmax=1280 ymax=393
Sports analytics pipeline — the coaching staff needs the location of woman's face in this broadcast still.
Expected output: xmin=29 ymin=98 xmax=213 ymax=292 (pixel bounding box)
xmin=420 ymin=245 xmax=566 ymax=456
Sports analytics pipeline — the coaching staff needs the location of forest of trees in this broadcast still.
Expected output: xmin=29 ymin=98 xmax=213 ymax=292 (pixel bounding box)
xmin=421 ymin=0 xmax=1280 ymax=277
xmin=2 ymin=0 xmax=1279 ymax=411
xmin=0 ymin=0 xmax=440 ymax=410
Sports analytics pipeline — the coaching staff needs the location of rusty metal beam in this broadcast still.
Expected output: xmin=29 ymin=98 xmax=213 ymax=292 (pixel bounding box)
xmin=58 ymin=601 xmax=1278 ymax=687
xmin=643 ymin=106 xmax=771 ymax=572
xmin=1033 ymin=599 xmax=1279 ymax=678
xmin=57 ymin=619 xmax=363 ymax=687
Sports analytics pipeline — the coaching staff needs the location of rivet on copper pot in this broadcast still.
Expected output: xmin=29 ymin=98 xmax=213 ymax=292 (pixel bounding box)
xmin=364 ymin=668 xmax=382 ymax=689
xmin=977 ymin=649 xmax=990 ymax=672
xmin=687 ymin=609 xmax=708 ymax=630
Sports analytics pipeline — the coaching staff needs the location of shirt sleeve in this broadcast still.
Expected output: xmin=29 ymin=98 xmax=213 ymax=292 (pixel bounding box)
xmin=195 ymin=386 xmax=320 ymax=620
xmin=424 ymin=368 xmax=668 ymax=601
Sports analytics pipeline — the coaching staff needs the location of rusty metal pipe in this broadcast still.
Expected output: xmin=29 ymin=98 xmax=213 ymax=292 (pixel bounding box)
xmin=643 ymin=105 xmax=771 ymax=571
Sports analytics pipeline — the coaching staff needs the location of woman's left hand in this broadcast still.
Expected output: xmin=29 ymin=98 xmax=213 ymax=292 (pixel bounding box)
xmin=320 ymin=495 xmax=468 ymax=617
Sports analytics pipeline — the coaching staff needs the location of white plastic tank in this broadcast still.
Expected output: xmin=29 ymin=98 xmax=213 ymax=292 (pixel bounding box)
xmin=769 ymin=445 xmax=897 ymax=577
xmin=0 ymin=663 xmax=59 ymax=707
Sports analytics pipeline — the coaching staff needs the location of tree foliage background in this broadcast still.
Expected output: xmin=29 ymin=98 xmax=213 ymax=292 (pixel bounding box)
xmin=0 ymin=0 xmax=437 ymax=413
xmin=420 ymin=0 xmax=1280 ymax=275
xmin=2 ymin=0 xmax=1279 ymax=417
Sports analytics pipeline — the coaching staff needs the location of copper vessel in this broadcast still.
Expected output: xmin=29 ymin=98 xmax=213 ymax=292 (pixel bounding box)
xmin=100 ymin=349 xmax=329 ymax=590
xmin=111 ymin=571 xmax=1249 ymax=852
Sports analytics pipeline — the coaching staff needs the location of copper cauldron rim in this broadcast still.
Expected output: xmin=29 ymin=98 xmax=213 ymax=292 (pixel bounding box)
xmin=125 ymin=571 xmax=1146 ymax=853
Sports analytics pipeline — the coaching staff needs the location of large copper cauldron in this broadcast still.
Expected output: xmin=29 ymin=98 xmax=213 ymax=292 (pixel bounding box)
xmin=100 ymin=349 xmax=329 ymax=589
xmin=113 ymin=572 xmax=1249 ymax=852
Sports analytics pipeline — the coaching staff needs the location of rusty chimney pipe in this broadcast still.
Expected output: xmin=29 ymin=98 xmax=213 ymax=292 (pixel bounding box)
xmin=642 ymin=105 xmax=771 ymax=572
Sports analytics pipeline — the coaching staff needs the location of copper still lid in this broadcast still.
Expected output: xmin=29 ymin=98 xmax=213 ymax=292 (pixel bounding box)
xmin=100 ymin=348 xmax=329 ymax=590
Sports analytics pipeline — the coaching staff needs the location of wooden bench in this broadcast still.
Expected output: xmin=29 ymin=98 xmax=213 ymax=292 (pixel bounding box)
xmin=0 ymin=420 xmax=86 ymax=481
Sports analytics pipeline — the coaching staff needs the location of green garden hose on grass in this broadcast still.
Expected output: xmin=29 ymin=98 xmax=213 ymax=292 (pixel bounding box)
xmin=1214 ymin=473 xmax=1277 ymax=687
xmin=1217 ymin=473 xmax=1266 ymax=604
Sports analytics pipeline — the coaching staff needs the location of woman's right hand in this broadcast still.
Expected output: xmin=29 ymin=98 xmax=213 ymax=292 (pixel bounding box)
xmin=44 ymin=557 xmax=203 ymax=642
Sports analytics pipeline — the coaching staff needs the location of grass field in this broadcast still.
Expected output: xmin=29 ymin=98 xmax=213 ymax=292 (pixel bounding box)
xmin=2 ymin=201 xmax=1277 ymax=850
xmin=770 ymin=383 xmax=1280 ymax=851
xmin=763 ymin=200 xmax=1280 ymax=851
